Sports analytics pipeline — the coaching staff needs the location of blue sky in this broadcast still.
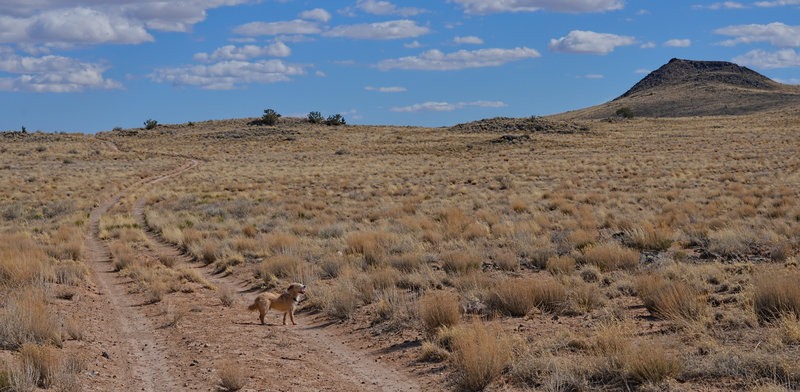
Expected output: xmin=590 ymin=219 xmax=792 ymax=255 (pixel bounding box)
xmin=1 ymin=0 xmax=799 ymax=133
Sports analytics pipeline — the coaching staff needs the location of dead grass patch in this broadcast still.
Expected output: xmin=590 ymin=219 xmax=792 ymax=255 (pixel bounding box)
xmin=418 ymin=291 xmax=460 ymax=333
xmin=0 ymin=287 xmax=62 ymax=349
xmin=441 ymin=250 xmax=482 ymax=275
xmin=451 ymin=320 xmax=513 ymax=391
xmin=584 ymin=242 xmax=639 ymax=272
xmin=753 ymin=271 xmax=800 ymax=322
xmin=487 ymin=277 xmax=566 ymax=316
xmin=217 ymin=360 xmax=248 ymax=391
xmin=637 ymin=277 xmax=707 ymax=322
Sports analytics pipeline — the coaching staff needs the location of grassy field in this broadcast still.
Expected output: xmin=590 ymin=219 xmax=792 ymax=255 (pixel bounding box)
xmin=1 ymin=111 xmax=799 ymax=391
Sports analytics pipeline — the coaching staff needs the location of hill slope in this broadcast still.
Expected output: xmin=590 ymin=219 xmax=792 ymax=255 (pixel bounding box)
xmin=551 ymin=58 xmax=800 ymax=119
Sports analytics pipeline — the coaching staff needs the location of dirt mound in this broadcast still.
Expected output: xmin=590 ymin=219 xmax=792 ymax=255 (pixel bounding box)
xmin=450 ymin=116 xmax=589 ymax=134
xmin=551 ymin=58 xmax=800 ymax=120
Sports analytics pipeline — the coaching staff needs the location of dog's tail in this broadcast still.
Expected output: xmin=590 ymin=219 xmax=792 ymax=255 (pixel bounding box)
xmin=247 ymin=299 xmax=259 ymax=311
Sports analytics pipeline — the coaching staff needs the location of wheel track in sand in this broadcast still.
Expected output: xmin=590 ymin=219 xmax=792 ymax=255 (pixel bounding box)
xmin=83 ymin=159 xmax=198 ymax=392
xmin=130 ymin=158 xmax=421 ymax=392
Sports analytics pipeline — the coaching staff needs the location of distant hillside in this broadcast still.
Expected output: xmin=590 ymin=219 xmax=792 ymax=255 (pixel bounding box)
xmin=551 ymin=58 xmax=800 ymax=120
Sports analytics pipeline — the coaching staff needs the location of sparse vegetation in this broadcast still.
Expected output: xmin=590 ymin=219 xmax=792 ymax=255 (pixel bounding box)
xmin=307 ymin=111 xmax=323 ymax=124
xmin=325 ymin=113 xmax=346 ymax=126
xmin=615 ymin=107 xmax=634 ymax=118
xmin=262 ymin=108 xmax=281 ymax=125
xmin=144 ymin=119 xmax=158 ymax=129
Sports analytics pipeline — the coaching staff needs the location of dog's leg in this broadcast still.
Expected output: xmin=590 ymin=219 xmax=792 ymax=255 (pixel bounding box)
xmin=289 ymin=310 xmax=296 ymax=325
xmin=282 ymin=312 xmax=287 ymax=325
xmin=259 ymin=309 xmax=266 ymax=325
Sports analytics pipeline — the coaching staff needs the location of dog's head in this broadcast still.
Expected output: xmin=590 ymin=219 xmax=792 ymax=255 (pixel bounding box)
xmin=286 ymin=283 xmax=306 ymax=296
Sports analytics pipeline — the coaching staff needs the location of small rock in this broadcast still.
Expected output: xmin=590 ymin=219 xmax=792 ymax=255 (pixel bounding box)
xmin=101 ymin=351 xmax=110 ymax=359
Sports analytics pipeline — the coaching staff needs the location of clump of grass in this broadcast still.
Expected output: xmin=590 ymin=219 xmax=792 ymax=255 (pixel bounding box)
xmin=778 ymin=313 xmax=800 ymax=345
xmin=570 ymin=281 xmax=604 ymax=313
xmin=0 ymin=233 xmax=52 ymax=286
xmin=241 ymin=224 xmax=257 ymax=238
xmin=493 ymin=250 xmax=519 ymax=271
xmin=256 ymin=255 xmax=301 ymax=281
xmin=625 ymin=222 xmax=673 ymax=251
xmin=217 ymin=360 xmax=248 ymax=391
xmin=487 ymin=277 xmax=566 ymax=316
xmin=218 ymin=285 xmax=236 ymax=307
xmin=441 ymin=250 xmax=482 ymax=275
xmin=451 ymin=320 xmax=513 ymax=391
xmin=110 ymin=241 xmax=137 ymax=271
xmin=753 ymin=271 xmax=800 ymax=322
xmin=419 ymin=341 xmax=450 ymax=362
xmin=0 ymin=288 xmax=62 ymax=349
xmin=567 ymin=229 xmax=597 ymax=249
xmin=321 ymin=281 xmax=359 ymax=320
xmin=583 ymin=242 xmax=639 ymax=272
xmin=388 ymin=253 xmax=422 ymax=273
xmin=546 ymin=254 xmax=575 ymax=275
xmin=53 ymin=260 xmax=88 ymax=285
xmin=19 ymin=343 xmax=61 ymax=388
xmin=636 ymin=277 xmax=707 ymax=322
xmin=266 ymin=233 xmax=298 ymax=254
xmin=627 ymin=342 xmax=682 ymax=384
xmin=418 ymin=291 xmax=460 ymax=333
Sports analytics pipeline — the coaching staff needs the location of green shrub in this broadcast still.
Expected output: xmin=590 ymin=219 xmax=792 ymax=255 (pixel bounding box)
xmin=615 ymin=107 xmax=634 ymax=119
xmin=262 ymin=109 xmax=281 ymax=125
xmin=143 ymin=119 xmax=158 ymax=129
xmin=325 ymin=114 xmax=346 ymax=126
xmin=307 ymin=111 xmax=323 ymax=124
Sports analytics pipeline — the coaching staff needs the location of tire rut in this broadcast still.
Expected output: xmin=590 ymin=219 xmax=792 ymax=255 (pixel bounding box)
xmin=131 ymin=160 xmax=421 ymax=392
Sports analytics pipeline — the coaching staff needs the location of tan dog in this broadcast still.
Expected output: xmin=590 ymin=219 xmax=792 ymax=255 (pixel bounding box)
xmin=247 ymin=283 xmax=306 ymax=325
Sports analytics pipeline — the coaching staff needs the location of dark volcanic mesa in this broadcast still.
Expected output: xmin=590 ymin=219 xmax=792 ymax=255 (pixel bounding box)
xmin=550 ymin=58 xmax=800 ymax=120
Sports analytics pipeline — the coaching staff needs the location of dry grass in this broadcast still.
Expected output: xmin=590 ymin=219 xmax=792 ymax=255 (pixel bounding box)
xmin=418 ymin=291 xmax=461 ymax=333
xmin=450 ymin=320 xmax=513 ymax=391
xmin=637 ymin=277 xmax=707 ymax=322
xmin=19 ymin=343 xmax=61 ymax=388
xmin=218 ymin=285 xmax=237 ymax=307
xmin=217 ymin=360 xmax=248 ymax=391
xmin=255 ymin=255 xmax=302 ymax=282
xmin=625 ymin=222 xmax=674 ymax=251
xmin=583 ymin=243 xmax=639 ymax=271
xmin=487 ymin=277 xmax=566 ymax=316
xmin=627 ymin=342 xmax=682 ymax=384
xmin=753 ymin=271 xmax=800 ymax=322
xmin=0 ymin=288 xmax=62 ymax=349
xmin=546 ymin=255 xmax=575 ymax=275
xmin=441 ymin=251 xmax=482 ymax=275
xmin=0 ymin=233 xmax=52 ymax=287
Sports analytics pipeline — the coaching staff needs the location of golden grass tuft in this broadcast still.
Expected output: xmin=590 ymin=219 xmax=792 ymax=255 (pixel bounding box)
xmin=625 ymin=222 xmax=674 ymax=251
xmin=217 ymin=360 xmax=248 ymax=391
xmin=0 ymin=287 xmax=62 ymax=349
xmin=546 ymin=254 xmax=576 ymax=275
xmin=493 ymin=249 xmax=519 ymax=271
xmin=218 ymin=285 xmax=237 ymax=307
xmin=450 ymin=320 xmax=513 ymax=391
xmin=0 ymin=233 xmax=52 ymax=287
xmin=256 ymin=255 xmax=302 ymax=281
xmin=265 ymin=233 xmax=299 ymax=254
xmin=418 ymin=291 xmax=461 ymax=333
xmin=753 ymin=271 xmax=800 ymax=322
xmin=19 ymin=343 xmax=61 ymax=388
xmin=637 ymin=278 xmax=707 ymax=322
xmin=583 ymin=242 xmax=639 ymax=272
xmin=441 ymin=250 xmax=482 ymax=275
xmin=487 ymin=277 xmax=566 ymax=316
xmin=627 ymin=342 xmax=683 ymax=384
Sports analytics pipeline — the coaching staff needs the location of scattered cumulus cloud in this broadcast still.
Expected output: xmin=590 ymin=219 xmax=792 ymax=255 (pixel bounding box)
xmin=0 ymin=51 xmax=122 ymax=92
xmin=390 ymin=100 xmax=507 ymax=112
xmin=454 ymin=36 xmax=484 ymax=45
xmin=365 ymin=86 xmax=407 ymax=92
xmin=634 ymin=68 xmax=650 ymax=74
xmin=299 ymin=8 xmax=331 ymax=23
xmin=733 ymin=48 xmax=800 ymax=68
xmin=356 ymin=0 xmax=426 ymax=16
xmin=693 ymin=2 xmax=746 ymax=9
xmin=404 ymin=40 xmax=423 ymax=48
xmin=323 ymin=20 xmax=431 ymax=40
xmin=548 ymin=30 xmax=636 ymax=54
xmin=233 ymin=19 xmax=321 ymax=36
xmin=315 ymin=70 xmax=326 ymax=77
xmin=377 ymin=47 xmax=541 ymax=71
xmin=664 ymin=39 xmax=691 ymax=47
xmin=754 ymin=0 xmax=800 ymax=7
xmin=451 ymin=0 xmax=624 ymax=15
xmin=715 ymin=22 xmax=800 ymax=47
xmin=149 ymin=59 xmax=306 ymax=89
xmin=193 ymin=42 xmax=291 ymax=62
xmin=640 ymin=41 xmax=656 ymax=48
xmin=584 ymin=73 xmax=604 ymax=78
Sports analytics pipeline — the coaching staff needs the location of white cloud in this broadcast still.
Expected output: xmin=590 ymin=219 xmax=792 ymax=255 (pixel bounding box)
xmin=640 ymin=41 xmax=656 ymax=48
xmin=365 ymin=86 xmax=407 ymax=92
xmin=299 ymin=8 xmax=331 ymax=23
xmin=773 ymin=77 xmax=800 ymax=84
xmin=149 ymin=59 xmax=306 ymax=90
xmin=664 ymin=39 xmax=691 ymax=47
xmin=233 ymin=19 xmax=321 ymax=36
xmin=454 ymin=35 xmax=484 ymax=45
xmin=451 ymin=0 xmax=624 ymax=14
xmin=323 ymin=20 xmax=431 ymax=40
xmin=391 ymin=100 xmax=507 ymax=112
xmin=356 ymin=0 xmax=426 ymax=16
xmin=754 ymin=0 xmax=800 ymax=6
xmin=693 ymin=2 xmax=746 ymax=9
xmin=404 ymin=40 xmax=423 ymax=48
xmin=634 ymin=68 xmax=650 ymax=74
xmin=584 ymin=74 xmax=604 ymax=78
xmin=0 ymin=0 xmax=250 ymax=46
xmin=715 ymin=22 xmax=800 ymax=47
xmin=733 ymin=48 xmax=800 ymax=68
xmin=548 ymin=30 xmax=636 ymax=55
xmin=378 ymin=47 xmax=541 ymax=71
xmin=193 ymin=42 xmax=291 ymax=62
xmin=315 ymin=70 xmax=326 ymax=77
xmin=0 ymin=51 xmax=122 ymax=92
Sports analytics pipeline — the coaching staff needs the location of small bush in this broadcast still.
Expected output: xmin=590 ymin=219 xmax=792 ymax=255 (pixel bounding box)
xmin=494 ymin=250 xmax=519 ymax=271
xmin=546 ymin=255 xmax=576 ymax=275
xmin=418 ymin=291 xmax=460 ymax=333
xmin=615 ymin=107 xmax=634 ymax=119
xmin=0 ymin=288 xmax=62 ymax=349
xmin=625 ymin=223 xmax=673 ymax=251
xmin=321 ymin=281 xmax=359 ymax=320
xmin=256 ymin=255 xmax=301 ymax=282
xmin=262 ymin=108 xmax=281 ymax=126
xmin=441 ymin=251 xmax=481 ymax=275
xmin=627 ymin=343 xmax=682 ymax=384
xmin=307 ymin=111 xmax=323 ymax=124
xmin=487 ymin=277 xmax=566 ymax=316
xmin=753 ymin=271 xmax=800 ymax=322
xmin=451 ymin=320 xmax=513 ymax=391
xmin=325 ymin=113 xmax=346 ymax=126
xmin=143 ymin=119 xmax=158 ymax=130
xmin=218 ymin=285 xmax=236 ymax=307
xmin=217 ymin=360 xmax=248 ymax=391
xmin=20 ymin=343 xmax=61 ymax=388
